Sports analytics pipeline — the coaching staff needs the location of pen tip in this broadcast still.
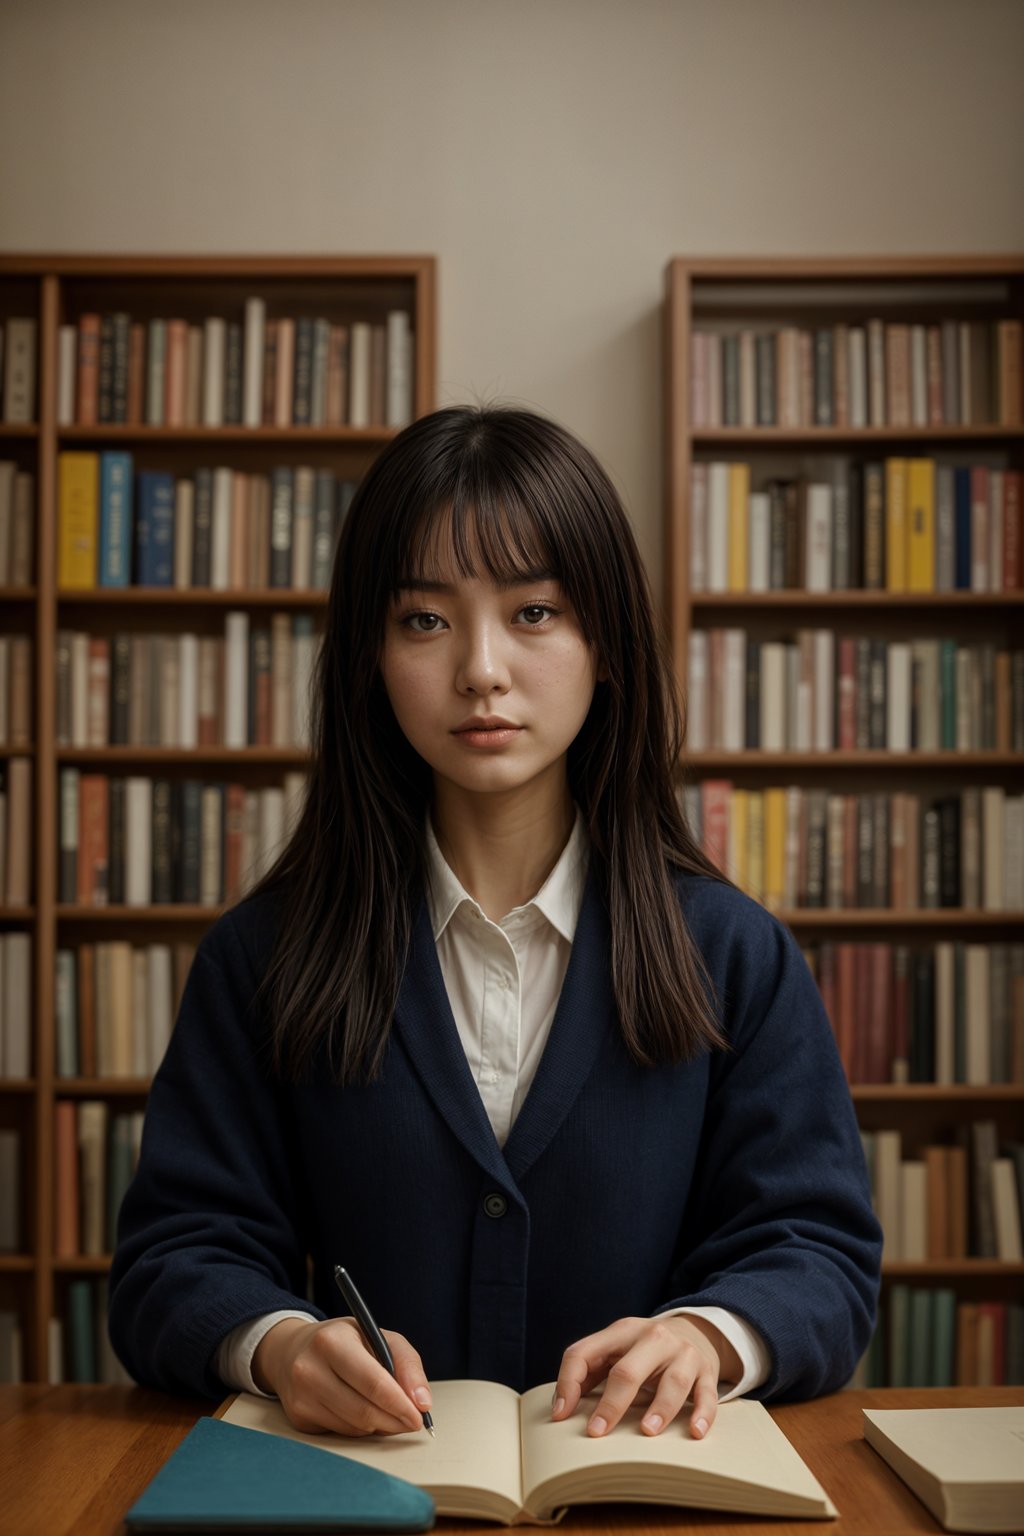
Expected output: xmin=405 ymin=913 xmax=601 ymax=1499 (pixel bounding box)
xmin=428 ymin=1426 xmax=435 ymax=1438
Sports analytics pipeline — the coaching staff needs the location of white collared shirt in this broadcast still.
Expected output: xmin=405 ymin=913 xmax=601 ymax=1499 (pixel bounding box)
xmin=216 ymin=805 xmax=770 ymax=1399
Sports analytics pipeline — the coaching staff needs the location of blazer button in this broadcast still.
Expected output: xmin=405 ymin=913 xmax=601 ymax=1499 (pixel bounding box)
xmin=483 ymin=1193 xmax=507 ymax=1218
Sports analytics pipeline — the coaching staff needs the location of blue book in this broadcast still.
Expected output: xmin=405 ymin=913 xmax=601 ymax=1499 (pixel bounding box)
xmin=135 ymin=470 xmax=176 ymax=586
xmin=99 ymin=451 xmax=134 ymax=586
xmin=954 ymin=466 xmax=971 ymax=589
xmin=124 ymin=1416 xmax=435 ymax=1532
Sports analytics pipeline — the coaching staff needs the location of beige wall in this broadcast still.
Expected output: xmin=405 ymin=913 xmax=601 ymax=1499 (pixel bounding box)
xmin=1 ymin=0 xmax=1022 ymax=590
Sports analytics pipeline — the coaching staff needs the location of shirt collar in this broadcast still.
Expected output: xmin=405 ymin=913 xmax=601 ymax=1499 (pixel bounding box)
xmin=424 ymin=804 xmax=590 ymax=944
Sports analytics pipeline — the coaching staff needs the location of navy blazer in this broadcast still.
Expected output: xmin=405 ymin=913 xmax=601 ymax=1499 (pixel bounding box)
xmin=109 ymin=865 xmax=881 ymax=1401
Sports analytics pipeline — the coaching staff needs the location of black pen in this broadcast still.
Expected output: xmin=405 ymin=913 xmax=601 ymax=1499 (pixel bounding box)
xmin=333 ymin=1264 xmax=435 ymax=1437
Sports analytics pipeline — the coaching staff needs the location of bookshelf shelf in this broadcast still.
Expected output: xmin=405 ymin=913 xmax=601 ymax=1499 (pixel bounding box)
xmin=1 ymin=250 xmax=438 ymax=1384
xmin=0 ymin=1080 xmax=38 ymax=1094
xmin=665 ymin=255 xmax=1024 ymax=1388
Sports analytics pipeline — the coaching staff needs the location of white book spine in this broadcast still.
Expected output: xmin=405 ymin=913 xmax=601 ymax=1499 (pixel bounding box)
xmin=686 ymin=631 xmax=707 ymax=752
xmin=910 ymin=324 xmax=928 ymax=426
xmin=722 ymin=629 xmax=745 ymax=752
xmin=804 ymin=484 xmax=832 ymax=591
xmin=257 ymin=787 xmax=285 ymax=882
xmin=900 ymin=1161 xmax=926 ymax=1263
xmin=887 ymin=642 xmax=911 ymax=752
xmin=965 ymin=944 xmax=991 ymax=1085
xmin=760 ymin=643 xmax=786 ymax=753
xmin=243 ymin=298 xmax=266 ymax=429
xmin=125 ymin=777 xmax=152 ymax=907
xmin=874 ymin=1128 xmax=903 ymax=1262
xmin=202 ymin=317 xmax=225 ymax=427
xmin=292 ymin=467 xmax=315 ymax=589
xmin=174 ymin=479 xmax=194 ymax=589
xmin=57 ymin=326 xmax=76 ymax=426
xmin=349 ymin=322 xmax=372 ymax=428
xmin=813 ymin=629 xmax=834 ymax=752
xmin=224 ymin=611 xmax=249 ymax=749
xmin=386 ymin=310 xmax=413 ymax=428
xmin=848 ymin=326 xmax=867 ymax=429
xmin=200 ymin=787 xmax=222 ymax=906
xmin=292 ymin=625 xmax=315 ymax=750
xmin=147 ymin=944 xmax=174 ymax=1075
xmin=211 ymin=468 xmax=232 ymax=590
xmin=748 ymin=492 xmax=769 ymax=592
xmin=131 ymin=950 xmax=149 ymax=1076
xmin=991 ymin=1159 xmax=1024 ymax=1260
xmin=706 ymin=463 xmax=729 ymax=592
xmin=178 ymin=633 xmax=198 ymax=750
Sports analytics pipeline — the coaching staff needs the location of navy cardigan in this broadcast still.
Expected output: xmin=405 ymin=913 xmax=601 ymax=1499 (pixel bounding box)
xmin=108 ymin=866 xmax=881 ymax=1401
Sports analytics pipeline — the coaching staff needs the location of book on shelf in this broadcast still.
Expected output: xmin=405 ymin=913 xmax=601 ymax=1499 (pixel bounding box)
xmin=0 ymin=755 xmax=32 ymax=906
xmin=862 ymin=1405 xmax=1024 ymax=1534
xmin=55 ymin=939 xmax=195 ymax=1078
xmin=0 ymin=1311 xmax=23 ymax=1384
xmin=690 ymin=459 xmax=1022 ymax=594
xmin=56 ymin=615 xmax=318 ymax=750
xmin=0 ymin=460 xmax=36 ymax=586
xmin=690 ymin=317 xmax=1023 ymax=430
xmin=221 ymin=1383 xmax=838 ymax=1524
xmin=853 ymin=1286 xmax=1024 ymax=1390
xmin=0 ymin=1128 xmax=20 ymax=1250
xmin=0 ymin=931 xmax=31 ymax=1078
xmin=60 ymin=302 xmax=414 ymax=430
xmin=0 ymin=318 xmax=38 ymax=424
xmin=0 ymin=635 xmax=32 ymax=747
xmin=54 ymin=1100 xmax=144 ymax=1258
xmin=58 ymin=451 xmax=357 ymax=590
xmin=58 ymin=770 xmax=307 ymax=908
xmin=56 ymin=1277 xmax=131 ymax=1385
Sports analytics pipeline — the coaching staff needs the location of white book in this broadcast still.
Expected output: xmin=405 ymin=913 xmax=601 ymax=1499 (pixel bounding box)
xmin=900 ymin=1161 xmax=926 ymax=1263
xmin=147 ymin=944 xmax=174 ymax=1075
xmin=981 ymin=786 xmax=1005 ymax=909
xmin=910 ymin=324 xmax=928 ymax=426
xmin=243 ymin=297 xmax=266 ymax=429
xmin=257 ymin=787 xmax=286 ymax=882
xmin=224 ymin=611 xmax=249 ymax=749
xmin=159 ymin=636 xmax=180 ymax=748
xmin=722 ymin=629 xmax=745 ymax=752
xmin=848 ymin=326 xmax=867 ymax=428
xmin=863 ymin=1406 xmax=1024 ymax=1534
xmin=686 ymin=631 xmax=708 ymax=751
xmin=776 ymin=327 xmax=800 ymax=427
xmin=991 ymin=1159 xmax=1023 ymax=1260
xmin=759 ymin=643 xmax=786 ymax=753
xmin=202 ymin=317 xmax=226 ymax=427
xmin=3 ymin=318 xmax=36 ymax=423
xmin=1 ymin=931 xmax=30 ymax=1078
xmin=706 ymin=463 xmax=729 ymax=592
xmin=57 ymin=325 xmax=76 ymax=426
xmin=211 ymin=467 xmax=232 ymax=590
xmin=349 ymin=322 xmax=372 ymax=428
xmin=874 ymin=1128 xmax=902 ymax=1262
xmin=689 ymin=464 xmax=707 ymax=591
xmin=965 ymin=944 xmax=991 ymax=1085
xmin=174 ymin=479 xmax=194 ymax=589
xmin=933 ymin=941 xmax=955 ymax=1085
xmin=200 ymin=786 xmax=222 ymax=906
xmin=887 ymin=642 xmax=911 ymax=752
xmin=125 ymin=778 xmax=153 ymax=907
xmin=70 ymin=631 xmax=89 ymax=747
xmin=146 ymin=319 xmax=166 ymax=426
xmin=178 ymin=633 xmax=198 ymax=750
xmin=803 ymin=484 xmax=832 ymax=591
xmin=241 ymin=791 xmax=260 ymax=895
xmin=386 ymin=310 xmax=413 ymax=428
xmin=747 ymin=491 xmax=769 ymax=592
xmin=812 ymin=630 xmax=834 ymax=752
xmin=292 ymin=622 xmax=316 ymax=750
xmin=292 ymin=466 xmax=315 ymax=589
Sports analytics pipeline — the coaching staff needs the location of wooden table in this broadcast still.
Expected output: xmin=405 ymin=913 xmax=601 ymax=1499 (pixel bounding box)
xmin=0 ymin=1385 xmax=1021 ymax=1535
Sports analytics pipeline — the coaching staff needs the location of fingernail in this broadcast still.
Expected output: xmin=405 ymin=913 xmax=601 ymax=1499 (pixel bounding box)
xmin=642 ymin=1413 xmax=663 ymax=1433
xmin=413 ymin=1387 xmax=432 ymax=1408
xmin=551 ymin=1396 xmax=565 ymax=1417
xmin=588 ymin=1415 xmax=607 ymax=1436
xmin=694 ymin=1416 xmax=708 ymax=1436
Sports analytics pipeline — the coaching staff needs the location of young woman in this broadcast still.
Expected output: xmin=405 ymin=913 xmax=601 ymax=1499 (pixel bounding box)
xmin=109 ymin=405 xmax=881 ymax=1444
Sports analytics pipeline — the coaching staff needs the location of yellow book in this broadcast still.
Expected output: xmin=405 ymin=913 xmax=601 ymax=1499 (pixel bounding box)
xmin=58 ymin=452 xmax=100 ymax=588
xmin=764 ymin=788 xmax=786 ymax=912
xmin=905 ymin=458 xmax=935 ymax=592
xmin=727 ymin=462 xmax=749 ymax=591
xmin=747 ymin=790 xmax=765 ymax=904
xmin=885 ymin=458 xmax=907 ymax=592
xmin=729 ymin=787 xmax=749 ymax=893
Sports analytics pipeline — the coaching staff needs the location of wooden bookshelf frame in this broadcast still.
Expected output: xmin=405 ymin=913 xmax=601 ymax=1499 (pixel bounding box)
xmin=0 ymin=253 xmax=437 ymax=1381
xmin=663 ymin=255 xmax=1024 ymax=1348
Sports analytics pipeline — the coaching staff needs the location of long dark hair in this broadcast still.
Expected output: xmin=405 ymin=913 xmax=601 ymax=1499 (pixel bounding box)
xmin=250 ymin=405 xmax=728 ymax=1082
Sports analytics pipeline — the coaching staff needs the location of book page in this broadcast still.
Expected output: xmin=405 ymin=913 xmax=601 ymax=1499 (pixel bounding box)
xmin=222 ymin=1380 xmax=525 ymax=1522
xmin=518 ymin=1385 xmax=836 ymax=1521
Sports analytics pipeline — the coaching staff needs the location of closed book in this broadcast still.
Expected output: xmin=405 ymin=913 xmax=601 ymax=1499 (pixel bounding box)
xmin=885 ymin=458 xmax=908 ymax=591
xmin=192 ymin=469 xmax=214 ymax=587
xmin=98 ymin=452 xmax=134 ymax=587
xmin=135 ymin=472 xmax=175 ymax=586
xmin=58 ymin=453 xmax=100 ymax=588
xmin=862 ymin=1406 xmax=1024 ymax=1534
xmin=905 ymin=458 xmax=935 ymax=591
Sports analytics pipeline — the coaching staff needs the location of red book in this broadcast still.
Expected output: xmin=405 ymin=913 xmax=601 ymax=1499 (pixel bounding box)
xmin=865 ymin=942 xmax=891 ymax=1082
xmin=700 ymin=780 xmax=731 ymax=876
xmin=837 ymin=637 xmax=856 ymax=749
xmin=54 ymin=1101 xmax=80 ymax=1257
xmin=164 ymin=319 xmax=188 ymax=427
xmin=223 ymin=783 xmax=247 ymax=904
xmin=1003 ymin=470 xmax=1021 ymax=589
xmin=976 ymin=1302 xmax=1006 ymax=1385
xmin=77 ymin=775 xmax=109 ymax=907
xmin=76 ymin=313 xmax=101 ymax=425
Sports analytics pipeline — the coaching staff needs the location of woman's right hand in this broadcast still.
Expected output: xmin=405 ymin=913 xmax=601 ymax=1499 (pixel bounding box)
xmin=251 ymin=1315 xmax=432 ymax=1436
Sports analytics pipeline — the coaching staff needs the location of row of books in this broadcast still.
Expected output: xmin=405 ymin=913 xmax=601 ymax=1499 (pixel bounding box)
xmin=52 ymin=1280 xmax=132 ymax=1385
xmin=57 ymin=617 xmax=317 ymax=750
xmin=0 ymin=635 xmax=31 ymax=748
xmin=63 ymin=302 xmax=414 ymax=429
xmin=0 ymin=757 xmax=31 ymax=906
xmin=58 ymin=453 xmax=357 ymax=590
xmin=853 ymin=1289 xmax=1024 ymax=1389
xmin=0 ymin=1129 xmax=18 ymax=1249
xmin=54 ymin=1101 xmax=143 ymax=1258
xmin=0 ymin=462 xmax=34 ymax=587
xmin=679 ymin=783 xmax=1024 ymax=912
xmin=689 ymin=460 xmax=1022 ymax=594
xmin=58 ymin=770 xmax=306 ymax=907
xmin=689 ymin=317 xmax=1023 ymax=430
xmin=686 ymin=630 xmax=1023 ymax=753
xmin=803 ymin=940 xmax=1023 ymax=1087
xmin=0 ymin=931 xmax=30 ymax=1079
xmin=0 ymin=318 xmax=36 ymax=424
xmin=861 ymin=1123 xmax=1023 ymax=1263
xmin=55 ymin=940 xmax=196 ymax=1080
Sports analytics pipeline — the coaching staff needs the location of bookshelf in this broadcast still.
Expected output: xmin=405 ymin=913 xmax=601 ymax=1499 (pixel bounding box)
xmin=664 ymin=256 xmax=1024 ymax=1386
xmin=0 ymin=253 xmax=437 ymax=1383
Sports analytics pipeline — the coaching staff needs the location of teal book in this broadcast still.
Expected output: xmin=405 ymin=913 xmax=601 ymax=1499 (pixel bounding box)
xmin=124 ymin=1416 xmax=435 ymax=1532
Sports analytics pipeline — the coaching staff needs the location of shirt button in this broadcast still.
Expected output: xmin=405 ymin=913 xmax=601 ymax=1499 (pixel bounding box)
xmin=498 ymin=976 xmax=510 ymax=990
xmin=483 ymin=1193 xmax=507 ymax=1219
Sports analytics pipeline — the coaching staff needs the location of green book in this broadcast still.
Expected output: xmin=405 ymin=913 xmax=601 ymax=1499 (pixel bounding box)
xmin=124 ymin=1416 xmax=435 ymax=1532
xmin=888 ymin=1284 xmax=910 ymax=1388
xmin=907 ymin=1288 xmax=932 ymax=1388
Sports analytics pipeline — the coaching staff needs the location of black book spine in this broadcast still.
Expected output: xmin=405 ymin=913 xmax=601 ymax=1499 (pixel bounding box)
xmin=755 ymin=333 xmax=775 ymax=426
xmin=224 ymin=321 xmax=243 ymax=425
xmin=293 ymin=317 xmax=314 ymax=426
xmin=921 ymin=806 xmax=941 ymax=909
xmin=745 ymin=638 xmax=761 ymax=749
xmin=192 ymin=469 xmax=213 ymax=588
xmin=814 ymin=328 xmax=833 ymax=426
xmin=722 ymin=335 xmax=740 ymax=426
xmin=151 ymin=779 xmax=173 ymax=905
xmin=110 ymin=634 xmax=131 ymax=745
xmin=108 ymin=778 xmax=126 ymax=906
xmin=909 ymin=951 xmax=935 ymax=1082
xmin=270 ymin=467 xmax=294 ymax=588
xmin=768 ymin=482 xmax=786 ymax=589
xmin=178 ymin=780 xmax=201 ymax=904
xmin=111 ymin=312 xmax=131 ymax=423
xmin=939 ymin=797 xmax=961 ymax=907
xmin=98 ymin=314 xmax=114 ymax=423
xmin=848 ymin=460 xmax=864 ymax=590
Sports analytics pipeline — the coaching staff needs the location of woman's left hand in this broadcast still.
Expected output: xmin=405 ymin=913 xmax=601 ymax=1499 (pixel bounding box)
xmin=551 ymin=1314 xmax=737 ymax=1440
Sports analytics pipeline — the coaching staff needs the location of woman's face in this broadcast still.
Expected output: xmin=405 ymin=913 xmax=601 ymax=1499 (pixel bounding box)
xmin=379 ymin=544 xmax=604 ymax=802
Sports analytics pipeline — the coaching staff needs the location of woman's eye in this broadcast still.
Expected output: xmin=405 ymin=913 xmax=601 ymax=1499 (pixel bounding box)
xmin=403 ymin=603 xmax=557 ymax=633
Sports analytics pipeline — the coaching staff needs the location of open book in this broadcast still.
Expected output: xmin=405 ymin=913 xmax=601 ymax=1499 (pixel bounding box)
xmin=221 ymin=1380 xmax=837 ymax=1524
xmin=862 ymin=1407 xmax=1024 ymax=1534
